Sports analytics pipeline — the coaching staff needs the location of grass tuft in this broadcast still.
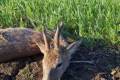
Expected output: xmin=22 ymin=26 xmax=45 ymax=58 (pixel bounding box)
xmin=0 ymin=0 xmax=120 ymax=46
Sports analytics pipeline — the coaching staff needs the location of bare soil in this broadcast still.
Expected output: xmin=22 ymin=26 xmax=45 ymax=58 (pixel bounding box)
xmin=0 ymin=43 xmax=120 ymax=80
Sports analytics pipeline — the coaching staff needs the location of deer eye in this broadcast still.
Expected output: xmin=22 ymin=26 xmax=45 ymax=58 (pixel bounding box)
xmin=57 ymin=63 xmax=62 ymax=68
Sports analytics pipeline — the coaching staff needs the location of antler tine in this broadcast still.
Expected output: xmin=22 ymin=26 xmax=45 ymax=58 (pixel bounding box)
xmin=43 ymin=26 xmax=49 ymax=50
xmin=54 ymin=21 xmax=64 ymax=49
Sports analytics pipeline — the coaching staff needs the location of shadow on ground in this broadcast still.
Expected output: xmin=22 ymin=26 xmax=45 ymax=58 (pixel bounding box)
xmin=0 ymin=38 xmax=120 ymax=80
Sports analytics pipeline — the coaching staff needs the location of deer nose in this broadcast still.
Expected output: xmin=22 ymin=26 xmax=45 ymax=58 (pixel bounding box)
xmin=49 ymin=69 xmax=59 ymax=80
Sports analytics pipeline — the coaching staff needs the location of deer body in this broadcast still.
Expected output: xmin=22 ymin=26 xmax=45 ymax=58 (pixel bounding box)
xmin=0 ymin=28 xmax=43 ymax=62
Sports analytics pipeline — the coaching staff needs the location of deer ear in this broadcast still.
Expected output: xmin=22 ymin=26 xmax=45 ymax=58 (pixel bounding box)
xmin=35 ymin=41 xmax=47 ymax=54
xmin=67 ymin=40 xmax=82 ymax=56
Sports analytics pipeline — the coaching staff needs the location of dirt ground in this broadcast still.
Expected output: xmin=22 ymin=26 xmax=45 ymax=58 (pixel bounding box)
xmin=0 ymin=42 xmax=120 ymax=80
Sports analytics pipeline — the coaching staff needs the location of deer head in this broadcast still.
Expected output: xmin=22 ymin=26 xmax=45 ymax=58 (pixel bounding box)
xmin=36 ymin=22 xmax=81 ymax=80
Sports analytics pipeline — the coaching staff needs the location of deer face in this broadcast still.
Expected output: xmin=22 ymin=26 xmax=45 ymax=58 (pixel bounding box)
xmin=36 ymin=22 xmax=81 ymax=80
xmin=42 ymin=48 xmax=68 ymax=80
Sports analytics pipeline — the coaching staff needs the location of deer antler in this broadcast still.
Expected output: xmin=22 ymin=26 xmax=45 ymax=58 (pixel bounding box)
xmin=54 ymin=22 xmax=63 ymax=49
xmin=43 ymin=26 xmax=49 ymax=50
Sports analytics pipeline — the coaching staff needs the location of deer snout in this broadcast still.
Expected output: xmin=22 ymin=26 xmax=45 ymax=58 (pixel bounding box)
xmin=48 ymin=68 xmax=61 ymax=80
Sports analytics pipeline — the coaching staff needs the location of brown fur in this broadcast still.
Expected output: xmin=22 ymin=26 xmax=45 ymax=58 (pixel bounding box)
xmin=0 ymin=28 xmax=42 ymax=62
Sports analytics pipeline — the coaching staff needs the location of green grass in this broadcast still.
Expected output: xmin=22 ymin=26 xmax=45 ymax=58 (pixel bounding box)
xmin=0 ymin=0 xmax=120 ymax=46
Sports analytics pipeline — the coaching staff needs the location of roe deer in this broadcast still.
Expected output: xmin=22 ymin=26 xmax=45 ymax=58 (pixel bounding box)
xmin=35 ymin=22 xmax=82 ymax=80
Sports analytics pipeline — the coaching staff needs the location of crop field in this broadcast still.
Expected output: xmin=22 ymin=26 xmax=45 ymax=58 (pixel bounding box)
xmin=0 ymin=0 xmax=120 ymax=46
